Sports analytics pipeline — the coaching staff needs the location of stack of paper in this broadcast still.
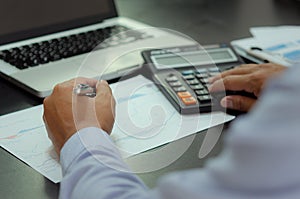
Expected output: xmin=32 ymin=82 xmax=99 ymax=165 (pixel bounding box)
xmin=231 ymin=26 xmax=300 ymax=67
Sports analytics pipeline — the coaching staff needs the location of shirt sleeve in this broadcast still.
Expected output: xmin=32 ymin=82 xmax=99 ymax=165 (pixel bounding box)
xmin=59 ymin=66 xmax=300 ymax=199
xmin=59 ymin=127 xmax=154 ymax=199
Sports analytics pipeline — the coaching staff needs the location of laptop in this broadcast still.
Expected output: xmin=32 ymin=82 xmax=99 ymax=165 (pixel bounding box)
xmin=0 ymin=0 xmax=195 ymax=97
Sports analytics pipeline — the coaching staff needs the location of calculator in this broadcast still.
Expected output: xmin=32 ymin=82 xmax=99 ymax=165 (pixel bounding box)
xmin=142 ymin=44 xmax=244 ymax=114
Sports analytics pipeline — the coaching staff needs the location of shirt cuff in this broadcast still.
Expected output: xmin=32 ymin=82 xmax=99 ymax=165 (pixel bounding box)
xmin=60 ymin=127 xmax=117 ymax=174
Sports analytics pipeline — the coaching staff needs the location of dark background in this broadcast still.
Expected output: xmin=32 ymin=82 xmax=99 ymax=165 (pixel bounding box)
xmin=0 ymin=0 xmax=113 ymax=44
xmin=0 ymin=0 xmax=299 ymax=198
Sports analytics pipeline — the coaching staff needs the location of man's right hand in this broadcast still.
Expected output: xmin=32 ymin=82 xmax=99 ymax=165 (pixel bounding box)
xmin=208 ymin=63 xmax=287 ymax=112
xmin=43 ymin=78 xmax=115 ymax=155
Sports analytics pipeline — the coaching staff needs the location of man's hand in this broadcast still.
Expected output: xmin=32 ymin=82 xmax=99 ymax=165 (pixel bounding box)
xmin=208 ymin=63 xmax=286 ymax=112
xmin=43 ymin=78 xmax=115 ymax=155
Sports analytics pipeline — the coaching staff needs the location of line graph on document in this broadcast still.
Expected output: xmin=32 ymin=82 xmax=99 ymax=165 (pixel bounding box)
xmin=111 ymin=82 xmax=179 ymax=143
xmin=0 ymin=105 xmax=62 ymax=182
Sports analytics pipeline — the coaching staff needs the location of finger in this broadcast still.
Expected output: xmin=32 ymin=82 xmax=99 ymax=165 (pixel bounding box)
xmin=95 ymin=80 xmax=115 ymax=134
xmin=209 ymin=65 xmax=257 ymax=83
xmin=96 ymin=80 xmax=115 ymax=111
xmin=220 ymin=96 xmax=256 ymax=112
xmin=208 ymin=75 xmax=253 ymax=93
xmin=96 ymin=80 xmax=113 ymax=96
xmin=237 ymin=64 xmax=258 ymax=68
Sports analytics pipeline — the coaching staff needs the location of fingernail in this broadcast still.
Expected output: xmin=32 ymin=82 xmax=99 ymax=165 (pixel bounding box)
xmin=221 ymin=98 xmax=233 ymax=108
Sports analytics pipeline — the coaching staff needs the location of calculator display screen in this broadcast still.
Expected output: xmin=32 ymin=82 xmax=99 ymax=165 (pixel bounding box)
xmin=151 ymin=48 xmax=237 ymax=69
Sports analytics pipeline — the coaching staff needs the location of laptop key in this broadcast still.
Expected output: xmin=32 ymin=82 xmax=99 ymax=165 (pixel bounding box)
xmin=51 ymin=54 xmax=61 ymax=61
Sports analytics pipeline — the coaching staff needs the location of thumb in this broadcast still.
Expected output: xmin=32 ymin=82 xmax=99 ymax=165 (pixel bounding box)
xmin=220 ymin=96 xmax=256 ymax=112
xmin=96 ymin=80 xmax=112 ymax=95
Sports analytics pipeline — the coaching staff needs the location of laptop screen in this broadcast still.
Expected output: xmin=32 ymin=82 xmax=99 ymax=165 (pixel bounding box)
xmin=0 ymin=0 xmax=117 ymax=45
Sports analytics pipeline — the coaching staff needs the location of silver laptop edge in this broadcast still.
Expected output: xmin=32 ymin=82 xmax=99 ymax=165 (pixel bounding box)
xmin=0 ymin=14 xmax=195 ymax=97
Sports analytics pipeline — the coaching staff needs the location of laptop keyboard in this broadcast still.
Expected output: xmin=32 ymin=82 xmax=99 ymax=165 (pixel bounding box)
xmin=0 ymin=25 xmax=151 ymax=70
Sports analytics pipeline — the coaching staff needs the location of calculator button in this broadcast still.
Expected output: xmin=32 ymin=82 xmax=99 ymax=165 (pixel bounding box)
xmin=196 ymin=68 xmax=208 ymax=73
xmin=208 ymin=67 xmax=220 ymax=72
xmin=190 ymin=84 xmax=204 ymax=90
xmin=169 ymin=81 xmax=182 ymax=87
xmin=181 ymin=70 xmax=194 ymax=75
xmin=186 ymin=79 xmax=200 ymax=85
xmin=173 ymin=86 xmax=187 ymax=92
xmin=182 ymin=74 xmax=195 ymax=80
xmin=196 ymin=73 xmax=209 ymax=79
xmin=195 ymin=89 xmax=209 ymax=96
xmin=198 ymin=95 xmax=212 ymax=103
xmin=177 ymin=91 xmax=192 ymax=98
xmin=182 ymin=97 xmax=197 ymax=106
xmin=200 ymin=78 xmax=210 ymax=84
xmin=166 ymin=76 xmax=179 ymax=82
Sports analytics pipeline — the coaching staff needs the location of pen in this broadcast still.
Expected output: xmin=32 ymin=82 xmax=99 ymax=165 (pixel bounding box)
xmin=247 ymin=47 xmax=274 ymax=63
xmin=247 ymin=47 xmax=291 ymax=66
xmin=74 ymin=84 xmax=96 ymax=97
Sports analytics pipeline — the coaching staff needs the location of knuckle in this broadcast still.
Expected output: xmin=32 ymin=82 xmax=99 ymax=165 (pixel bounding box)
xmin=222 ymin=77 xmax=231 ymax=87
xmin=53 ymin=84 xmax=61 ymax=93
xmin=247 ymin=73 xmax=258 ymax=84
xmin=43 ymin=97 xmax=49 ymax=105
xmin=43 ymin=96 xmax=53 ymax=108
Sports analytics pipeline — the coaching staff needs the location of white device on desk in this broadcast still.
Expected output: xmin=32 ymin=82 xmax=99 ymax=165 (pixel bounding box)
xmin=0 ymin=0 xmax=194 ymax=97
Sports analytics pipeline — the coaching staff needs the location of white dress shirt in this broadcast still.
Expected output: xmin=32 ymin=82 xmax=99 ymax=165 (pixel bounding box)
xmin=59 ymin=66 xmax=300 ymax=199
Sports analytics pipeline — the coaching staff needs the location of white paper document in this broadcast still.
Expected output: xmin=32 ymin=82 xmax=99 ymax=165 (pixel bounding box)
xmin=0 ymin=75 xmax=235 ymax=183
xmin=0 ymin=105 xmax=62 ymax=183
xmin=232 ymin=26 xmax=300 ymax=67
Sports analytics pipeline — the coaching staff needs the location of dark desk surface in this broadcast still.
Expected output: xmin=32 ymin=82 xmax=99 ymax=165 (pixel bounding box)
xmin=1 ymin=0 xmax=300 ymax=198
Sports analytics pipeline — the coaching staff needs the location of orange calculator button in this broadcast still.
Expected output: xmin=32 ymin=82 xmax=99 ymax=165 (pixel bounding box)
xmin=177 ymin=91 xmax=192 ymax=99
xmin=181 ymin=97 xmax=197 ymax=106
